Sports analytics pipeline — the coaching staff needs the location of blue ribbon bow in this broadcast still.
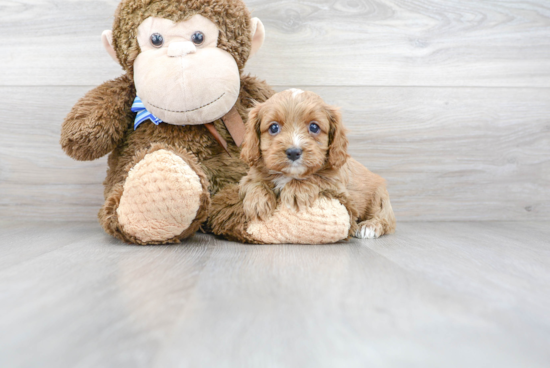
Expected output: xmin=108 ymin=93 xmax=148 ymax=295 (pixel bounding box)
xmin=131 ymin=96 xmax=164 ymax=130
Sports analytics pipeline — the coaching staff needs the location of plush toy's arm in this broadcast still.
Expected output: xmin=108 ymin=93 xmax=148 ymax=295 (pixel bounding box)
xmin=209 ymin=182 xmax=359 ymax=245
xmin=60 ymin=74 xmax=135 ymax=161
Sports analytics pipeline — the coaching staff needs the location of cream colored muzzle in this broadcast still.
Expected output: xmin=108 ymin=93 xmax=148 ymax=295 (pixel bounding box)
xmin=168 ymin=42 xmax=197 ymax=57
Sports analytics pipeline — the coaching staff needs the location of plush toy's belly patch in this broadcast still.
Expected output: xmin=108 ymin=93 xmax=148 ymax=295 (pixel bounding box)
xmin=246 ymin=198 xmax=350 ymax=245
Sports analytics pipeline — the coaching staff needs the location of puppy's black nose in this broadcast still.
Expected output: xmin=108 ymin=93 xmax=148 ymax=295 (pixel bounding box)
xmin=286 ymin=148 xmax=303 ymax=162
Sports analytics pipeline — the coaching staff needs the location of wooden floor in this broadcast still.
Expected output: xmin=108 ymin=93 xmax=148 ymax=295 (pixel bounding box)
xmin=1 ymin=221 xmax=549 ymax=368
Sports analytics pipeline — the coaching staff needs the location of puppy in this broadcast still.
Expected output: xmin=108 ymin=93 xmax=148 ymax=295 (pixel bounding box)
xmin=239 ymin=89 xmax=396 ymax=239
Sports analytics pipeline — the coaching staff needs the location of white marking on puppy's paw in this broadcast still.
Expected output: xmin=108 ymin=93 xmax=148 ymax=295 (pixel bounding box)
xmin=355 ymin=226 xmax=379 ymax=239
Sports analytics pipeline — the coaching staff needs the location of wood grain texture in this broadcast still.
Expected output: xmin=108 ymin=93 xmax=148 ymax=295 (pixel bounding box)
xmin=1 ymin=0 xmax=550 ymax=86
xmin=1 ymin=0 xmax=549 ymax=221
xmin=1 ymin=85 xmax=548 ymax=222
xmin=1 ymin=221 xmax=549 ymax=368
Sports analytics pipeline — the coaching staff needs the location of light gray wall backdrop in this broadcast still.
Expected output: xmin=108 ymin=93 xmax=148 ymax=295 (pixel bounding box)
xmin=1 ymin=0 xmax=549 ymax=222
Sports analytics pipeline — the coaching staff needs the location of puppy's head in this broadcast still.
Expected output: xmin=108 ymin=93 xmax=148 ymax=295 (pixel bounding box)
xmin=241 ymin=89 xmax=348 ymax=178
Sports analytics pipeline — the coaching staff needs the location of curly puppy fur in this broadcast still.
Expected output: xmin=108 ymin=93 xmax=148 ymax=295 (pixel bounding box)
xmin=60 ymin=0 xmax=275 ymax=244
xmin=210 ymin=90 xmax=396 ymax=242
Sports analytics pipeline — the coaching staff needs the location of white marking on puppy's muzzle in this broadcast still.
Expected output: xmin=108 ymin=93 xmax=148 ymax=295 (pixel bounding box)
xmin=292 ymin=133 xmax=305 ymax=148
xmin=168 ymin=42 xmax=197 ymax=57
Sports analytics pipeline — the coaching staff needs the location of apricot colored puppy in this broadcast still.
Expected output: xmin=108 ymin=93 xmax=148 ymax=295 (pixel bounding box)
xmin=240 ymin=88 xmax=397 ymax=239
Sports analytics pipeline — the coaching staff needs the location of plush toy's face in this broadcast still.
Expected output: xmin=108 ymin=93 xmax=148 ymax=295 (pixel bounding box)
xmin=133 ymin=15 xmax=240 ymax=125
xmin=102 ymin=4 xmax=266 ymax=126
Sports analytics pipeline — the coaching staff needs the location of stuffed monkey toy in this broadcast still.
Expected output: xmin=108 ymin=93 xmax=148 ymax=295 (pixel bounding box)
xmin=61 ymin=0 xmax=353 ymax=245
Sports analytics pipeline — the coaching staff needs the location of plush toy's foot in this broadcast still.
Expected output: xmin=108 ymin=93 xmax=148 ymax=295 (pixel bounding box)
xmin=100 ymin=145 xmax=210 ymax=245
xmin=209 ymin=185 xmax=351 ymax=245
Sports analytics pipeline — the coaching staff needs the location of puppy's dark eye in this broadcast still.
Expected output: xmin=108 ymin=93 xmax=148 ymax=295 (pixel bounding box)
xmin=150 ymin=33 xmax=164 ymax=47
xmin=191 ymin=31 xmax=205 ymax=45
xmin=309 ymin=122 xmax=321 ymax=135
xmin=269 ymin=123 xmax=281 ymax=135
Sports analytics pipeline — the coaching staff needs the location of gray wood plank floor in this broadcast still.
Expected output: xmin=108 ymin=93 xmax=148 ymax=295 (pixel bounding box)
xmin=1 ymin=221 xmax=549 ymax=368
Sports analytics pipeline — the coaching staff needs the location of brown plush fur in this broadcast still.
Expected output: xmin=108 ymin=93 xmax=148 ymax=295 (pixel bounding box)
xmin=60 ymin=0 xmax=275 ymax=244
xmin=209 ymin=90 xmax=396 ymax=243
xmin=60 ymin=74 xmax=136 ymax=162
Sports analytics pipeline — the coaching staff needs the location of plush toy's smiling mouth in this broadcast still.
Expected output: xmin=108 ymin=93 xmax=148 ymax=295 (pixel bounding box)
xmin=147 ymin=93 xmax=225 ymax=113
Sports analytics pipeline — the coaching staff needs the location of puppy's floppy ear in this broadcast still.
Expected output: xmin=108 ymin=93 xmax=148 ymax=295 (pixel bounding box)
xmin=241 ymin=103 xmax=263 ymax=166
xmin=326 ymin=105 xmax=349 ymax=170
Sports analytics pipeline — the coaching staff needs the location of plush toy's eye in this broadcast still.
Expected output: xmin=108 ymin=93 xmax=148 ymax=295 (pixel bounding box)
xmin=150 ymin=33 xmax=164 ymax=48
xmin=309 ymin=122 xmax=321 ymax=135
xmin=269 ymin=123 xmax=281 ymax=136
xmin=191 ymin=31 xmax=205 ymax=45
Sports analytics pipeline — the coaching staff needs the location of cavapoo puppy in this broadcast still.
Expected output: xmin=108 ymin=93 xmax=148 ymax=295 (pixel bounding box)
xmin=209 ymin=89 xmax=396 ymax=242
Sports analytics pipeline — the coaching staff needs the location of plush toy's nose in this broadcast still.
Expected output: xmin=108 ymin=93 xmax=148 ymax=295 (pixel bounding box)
xmin=167 ymin=42 xmax=197 ymax=57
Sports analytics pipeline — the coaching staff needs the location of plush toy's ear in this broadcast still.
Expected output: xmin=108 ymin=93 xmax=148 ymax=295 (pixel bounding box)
xmin=326 ymin=106 xmax=349 ymax=170
xmin=102 ymin=30 xmax=119 ymax=63
xmin=250 ymin=18 xmax=265 ymax=58
xmin=241 ymin=103 xmax=263 ymax=166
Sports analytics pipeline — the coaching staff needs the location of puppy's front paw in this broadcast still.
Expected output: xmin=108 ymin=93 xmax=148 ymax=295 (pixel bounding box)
xmin=242 ymin=190 xmax=277 ymax=221
xmin=279 ymin=182 xmax=320 ymax=212
xmin=355 ymin=221 xmax=384 ymax=239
